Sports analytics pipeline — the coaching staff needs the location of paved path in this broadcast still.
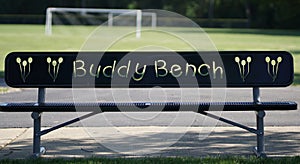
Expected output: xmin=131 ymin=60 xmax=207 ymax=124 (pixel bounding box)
xmin=0 ymin=81 xmax=299 ymax=158
xmin=0 ymin=126 xmax=299 ymax=158
xmin=0 ymin=87 xmax=299 ymax=127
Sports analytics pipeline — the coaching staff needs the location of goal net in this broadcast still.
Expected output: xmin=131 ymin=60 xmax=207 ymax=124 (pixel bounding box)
xmin=45 ymin=7 xmax=157 ymax=38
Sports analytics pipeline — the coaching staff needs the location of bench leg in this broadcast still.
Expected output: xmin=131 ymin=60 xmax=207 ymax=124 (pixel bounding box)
xmin=253 ymin=110 xmax=267 ymax=157
xmin=31 ymin=112 xmax=45 ymax=158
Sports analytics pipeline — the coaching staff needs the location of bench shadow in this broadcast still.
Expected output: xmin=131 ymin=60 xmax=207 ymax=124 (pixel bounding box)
xmin=0 ymin=128 xmax=299 ymax=159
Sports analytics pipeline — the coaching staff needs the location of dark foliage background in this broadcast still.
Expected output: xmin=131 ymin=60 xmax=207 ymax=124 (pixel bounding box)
xmin=0 ymin=0 xmax=299 ymax=29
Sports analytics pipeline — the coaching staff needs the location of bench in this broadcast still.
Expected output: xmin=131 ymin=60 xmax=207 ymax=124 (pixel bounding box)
xmin=0 ymin=51 xmax=297 ymax=157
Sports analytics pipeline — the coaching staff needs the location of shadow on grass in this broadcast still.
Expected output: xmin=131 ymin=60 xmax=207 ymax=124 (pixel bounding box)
xmin=290 ymin=50 xmax=300 ymax=55
xmin=178 ymin=28 xmax=300 ymax=37
xmin=293 ymin=73 xmax=300 ymax=85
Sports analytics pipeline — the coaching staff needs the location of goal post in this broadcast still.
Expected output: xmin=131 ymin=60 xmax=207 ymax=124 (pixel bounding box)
xmin=45 ymin=7 xmax=157 ymax=38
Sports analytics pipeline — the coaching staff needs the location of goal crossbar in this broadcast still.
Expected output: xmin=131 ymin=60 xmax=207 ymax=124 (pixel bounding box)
xmin=45 ymin=7 xmax=157 ymax=38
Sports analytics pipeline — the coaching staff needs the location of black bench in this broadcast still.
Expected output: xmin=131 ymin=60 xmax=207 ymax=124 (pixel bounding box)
xmin=0 ymin=51 xmax=297 ymax=157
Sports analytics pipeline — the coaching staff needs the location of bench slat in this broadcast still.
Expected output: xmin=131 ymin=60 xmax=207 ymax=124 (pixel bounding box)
xmin=0 ymin=101 xmax=296 ymax=112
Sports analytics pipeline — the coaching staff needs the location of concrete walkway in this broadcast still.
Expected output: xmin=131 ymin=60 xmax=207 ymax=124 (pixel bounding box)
xmin=0 ymin=126 xmax=299 ymax=159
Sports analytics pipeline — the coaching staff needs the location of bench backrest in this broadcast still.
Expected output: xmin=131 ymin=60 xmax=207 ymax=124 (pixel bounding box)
xmin=5 ymin=51 xmax=294 ymax=88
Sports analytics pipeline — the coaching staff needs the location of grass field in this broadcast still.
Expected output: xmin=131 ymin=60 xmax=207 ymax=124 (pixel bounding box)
xmin=0 ymin=24 xmax=300 ymax=83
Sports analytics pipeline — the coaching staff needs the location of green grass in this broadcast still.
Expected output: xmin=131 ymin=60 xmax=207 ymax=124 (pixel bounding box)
xmin=0 ymin=24 xmax=300 ymax=83
xmin=0 ymin=156 xmax=299 ymax=164
xmin=0 ymin=87 xmax=8 ymax=93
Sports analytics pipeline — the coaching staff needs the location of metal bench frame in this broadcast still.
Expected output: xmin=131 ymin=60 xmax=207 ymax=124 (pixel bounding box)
xmin=29 ymin=87 xmax=267 ymax=157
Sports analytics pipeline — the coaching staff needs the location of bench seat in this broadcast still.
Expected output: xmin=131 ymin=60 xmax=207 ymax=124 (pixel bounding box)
xmin=0 ymin=101 xmax=296 ymax=112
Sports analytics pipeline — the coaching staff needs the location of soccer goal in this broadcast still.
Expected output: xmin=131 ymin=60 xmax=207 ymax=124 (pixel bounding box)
xmin=45 ymin=7 xmax=157 ymax=38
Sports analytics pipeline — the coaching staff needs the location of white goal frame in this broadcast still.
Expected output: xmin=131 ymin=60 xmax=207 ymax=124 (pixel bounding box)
xmin=45 ymin=7 xmax=157 ymax=38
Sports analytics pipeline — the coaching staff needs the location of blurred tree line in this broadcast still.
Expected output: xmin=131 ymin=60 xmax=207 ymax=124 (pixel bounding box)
xmin=0 ymin=0 xmax=299 ymax=29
